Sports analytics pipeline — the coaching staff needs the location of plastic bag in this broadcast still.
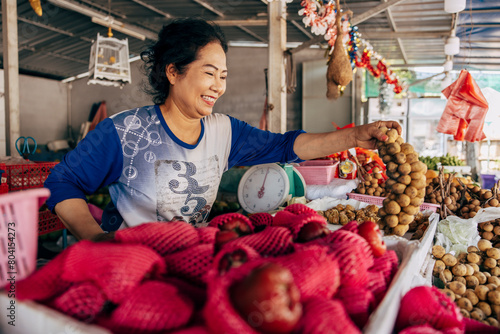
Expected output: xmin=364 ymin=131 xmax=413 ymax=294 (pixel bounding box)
xmin=437 ymin=70 xmax=489 ymax=142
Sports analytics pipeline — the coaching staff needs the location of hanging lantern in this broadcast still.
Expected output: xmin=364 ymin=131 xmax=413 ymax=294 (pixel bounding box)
xmin=444 ymin=0 xmax=466 ymax=13
xmin=445 ymin=30 xmax=460 ymax=56
xmin=443 ymin=59 xmax=453 ymax=72
xmin=88 ymin=33 xmax=132 ymax=87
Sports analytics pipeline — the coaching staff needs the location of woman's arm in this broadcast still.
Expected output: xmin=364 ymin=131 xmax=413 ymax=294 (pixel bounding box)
xmin=55 ymin=198 xmax=114 ymax=241
xmin=293 ymin=120 xmax=402 ymax=160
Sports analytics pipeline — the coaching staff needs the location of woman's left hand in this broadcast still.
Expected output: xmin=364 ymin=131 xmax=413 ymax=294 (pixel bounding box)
xmin=352 ymin=120 xmax=402 ymax=150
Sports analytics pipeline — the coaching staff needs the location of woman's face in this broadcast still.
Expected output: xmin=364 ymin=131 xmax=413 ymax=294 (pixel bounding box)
xmin=167 ymin=42 xmax=227 ymax=119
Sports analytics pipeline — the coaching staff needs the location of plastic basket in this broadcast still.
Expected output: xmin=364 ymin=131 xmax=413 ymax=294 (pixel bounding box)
xmin=294 ymin=160 xmax=339 ymax=185
xmin=38 ymin=210 xmax=65 ymax=235
xmin=346 ymin=192 xmax=440 ymax=212
xmin=0 ymin=162 xmax=59 ymax=192
xmin=0 ymin=188 xmax=50 ymax=287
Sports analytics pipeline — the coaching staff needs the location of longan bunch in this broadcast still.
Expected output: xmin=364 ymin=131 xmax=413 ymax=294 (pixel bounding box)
xmin=318 ymin=204 xmax=380 ymax=225
xmin=479 ymin=219 xmax=500 ymax=244
xmin=376 ymin=126 xmax=428 ymax=236
xmin=354 ymin=166 xmax=387 ymax=197
xmin=432 ymin=242 xmax=500 ymax=327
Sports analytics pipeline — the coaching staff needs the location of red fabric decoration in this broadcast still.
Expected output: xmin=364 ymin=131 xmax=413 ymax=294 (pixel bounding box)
xmin=114 ymin=221 xmax=199 ymax=256
xmin=437 ymin=69 xmax=489 ymax=142
xmin=272 ymin=211 xmax=328 ymax=240
xmin=207 ymin=212 xmax=254 ymax=232
xmin=248 ymin=212 xmax=273 ymax=229
xmin=98 ymin=281 xmax=194 ymax=334
xmin=295 ymin=296 xmax=361 ymax=334
xmin=370 ymin=249 xmax=399 ymax=285
xmin=365 ymin=270 xmax=388 ymax=306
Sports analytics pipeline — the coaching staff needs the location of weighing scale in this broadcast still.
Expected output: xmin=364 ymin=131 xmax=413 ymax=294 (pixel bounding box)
xmin=237 ymin=163 xmax=306 ymax=214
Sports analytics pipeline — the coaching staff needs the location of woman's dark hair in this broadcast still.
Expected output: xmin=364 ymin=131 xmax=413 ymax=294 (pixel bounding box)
xmin=141 ymin=18 xmax=228 ymax=104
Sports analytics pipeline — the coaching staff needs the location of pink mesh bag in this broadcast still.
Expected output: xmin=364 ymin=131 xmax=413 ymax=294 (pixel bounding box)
xmin=339 ymin=220 xmax=359 ymax=233
xmin=203 ymin=259 xmax=272 ymax=334
xmin=207 ymin=212 xmax=254 ymax=232
xmin=16 ymin=250 xmax=72 ymax=301
xmin=47 ymin=281 xmax=106 ymax=322
xmin=197 ymin=226 xmax=218 ymax=244
xmin=272 ymin=245 xmax=340 ymax=300
xmin=61 ymin=241 xmax=166 ymax=304
xmin=273 ymin=212 xmax=328 ymax=240
xmin=295 ymin=296 xmax=361 ymax=334
xmin=366 ymin=270 xmax=388 ymax=306
xmin=248 ymin=212 xmax=273 ymax=230
xmin=399 ymin=325 xmax=444 ymax=334
xmin=463 ymin=317 xmax=499 ymax=334
xmin=114 ymin=221 xmax=199 ymax=256
xmin=212 ymin=243 xmax=261 ymax=276
xmin=395 ymin=286 xmax=464 ymax=332
xmin=335 ymin=285 xmax=375 ymax=329
xmin=370 ymin=249 xmax=399 ymax=285
xmin=284 ymin=203 xmax=318 ymax=215
xmin=161 ymin=276 xmax=207 ymax=311
xmin=163 ymin=243 xmax=214 ymax=286
xmin=169 ymin=326 xmax=210 ymax=334
xmin=312 ymin=230 xmax=374 ymax=287
xmin=225 ymin=226 xmax=294 ymax=257
xmin=98 ymin=280 xmax=194 ymax=334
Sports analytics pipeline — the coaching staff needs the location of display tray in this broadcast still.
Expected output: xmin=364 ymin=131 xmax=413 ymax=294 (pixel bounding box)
xmin=306 ymin=196 xmax=440 ymax=334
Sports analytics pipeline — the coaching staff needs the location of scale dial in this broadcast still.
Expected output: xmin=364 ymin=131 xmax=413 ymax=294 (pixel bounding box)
xmin=238 ymin=163 xmax=290 ymax=214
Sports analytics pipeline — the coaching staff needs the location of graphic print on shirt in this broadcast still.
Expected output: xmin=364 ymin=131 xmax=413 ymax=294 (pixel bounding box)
xmin=155 ymin=156 xmax=220 ymax=226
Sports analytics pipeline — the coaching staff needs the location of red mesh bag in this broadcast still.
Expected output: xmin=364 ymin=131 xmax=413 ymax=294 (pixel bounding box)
xmin=271 ymin=210 xmax=297 ymax=227
xmin=161 ymin=277 xmax=207 ymax=311
xmin=47 ymin=281 xmax=106 ymax=322
xmin=163 ymin=243 xmax=214 ymax=286
xmin=366 ymin=270 xmax=388 ymax=306
xmin=16 ymin=250 xmax=72 ymax=301
xmin=294 ymin=296 xmax=361 ymax=334
xmin=62 ymin=241 xmax=166 ymax=304
xmin=284 ymin=203 xmax=318 ymax=215
xmin=203 ymin=259 xmax=270 ymax=334
xmin=98 ymin=281 xmax=194 ymax=334
xmin=335 ymin=285 xmax=375 ymax=329
xmin=225 ymin=226 xmax=294 ymax=257
xmin=370 ymin=249 xmax=399 ymax=285
xmin=169 ymin=326 xmax=210 ymax=334
xmin=463 ymin=317 xmax=499 ymax=334
xmin=114 ymin=221 xmax=199 ymax=256
xmin=339 ymin=220 xmax=359 ymax=234
xmin=395 ymin=286 xmax=464 ymax=332
xmin=273 ymin=212 xmax=327 ymax=240
xmin=197 ymin=226 xmax=218 ymax=244
xmin=399 ymin=325 xmax=444 ymax=334
xmin=272 ymin=245 xmax=340 ymax=300
xmin=311 ymin=230 xmax=373 ymax=287
xmin=208 ymin=213 xmax=254 ymax=232
xmin=248 ymin=212 xmax=273 ymax=230
xmin=212 ymin=243 xmax=261 ymax=277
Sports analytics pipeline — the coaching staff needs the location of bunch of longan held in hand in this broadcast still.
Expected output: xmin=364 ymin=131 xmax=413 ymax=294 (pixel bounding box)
xmin=377 ymin=126 xmax=428 ymax=236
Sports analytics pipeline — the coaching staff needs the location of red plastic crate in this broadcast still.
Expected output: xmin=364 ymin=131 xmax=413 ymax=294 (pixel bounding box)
xmin=38 ymin=210 xmax=65 ymax=235
xmin=346 ymin=192 xmax=440 ymax=212
xmin=0 ymin=162 xmax=58 ymax=191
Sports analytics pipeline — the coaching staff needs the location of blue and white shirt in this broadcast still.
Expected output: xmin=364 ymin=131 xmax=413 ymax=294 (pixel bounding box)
xmin=45 ymin=105 xmax=305 ymax=229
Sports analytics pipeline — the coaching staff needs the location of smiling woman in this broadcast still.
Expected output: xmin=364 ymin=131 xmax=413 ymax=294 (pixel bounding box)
xmin=43 ymin=17 xmax=401 ymax=242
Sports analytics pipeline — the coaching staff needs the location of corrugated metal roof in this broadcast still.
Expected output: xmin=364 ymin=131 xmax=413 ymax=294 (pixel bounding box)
xmin=0 ymin=0 xmax=498 ymax=80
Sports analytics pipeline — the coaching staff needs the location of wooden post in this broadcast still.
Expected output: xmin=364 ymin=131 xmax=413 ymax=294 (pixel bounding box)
xmin=267 ymin=0 xmax=287 ymax=134
xmin=2 ymin=0 xmax=20 ymax=156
